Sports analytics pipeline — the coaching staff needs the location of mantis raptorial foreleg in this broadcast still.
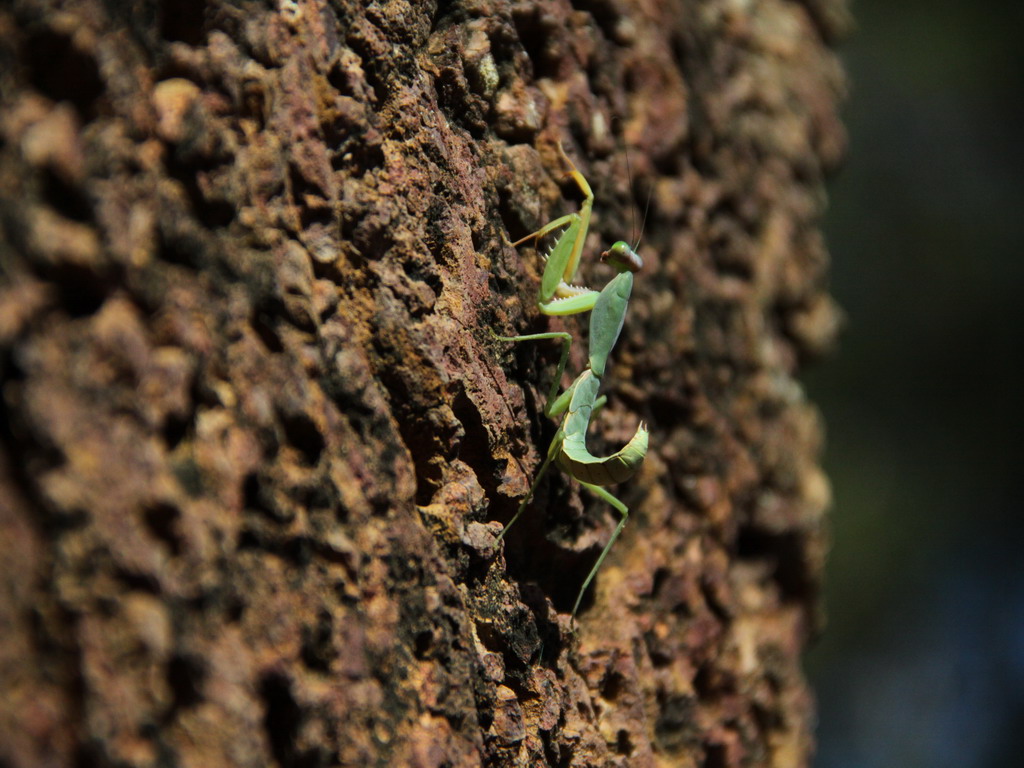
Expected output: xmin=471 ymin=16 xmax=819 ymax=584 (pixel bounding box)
xmin=511 ymin=143 xmax=601 ymax=317
xmin=495 ymin=141 xmax=649 ymax=617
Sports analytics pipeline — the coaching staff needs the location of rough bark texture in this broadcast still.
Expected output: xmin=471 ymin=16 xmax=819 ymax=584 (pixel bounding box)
xmin=0 ymin=0 xmax=848 ymax=766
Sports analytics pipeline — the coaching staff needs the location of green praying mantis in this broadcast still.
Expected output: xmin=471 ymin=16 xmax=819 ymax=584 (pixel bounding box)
xmin=495 ymin=142 xmax=649 ymax=617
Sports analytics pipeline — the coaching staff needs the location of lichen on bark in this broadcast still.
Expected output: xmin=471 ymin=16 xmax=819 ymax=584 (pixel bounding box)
xmin=0 ymin=0 xmax=848 ymax=765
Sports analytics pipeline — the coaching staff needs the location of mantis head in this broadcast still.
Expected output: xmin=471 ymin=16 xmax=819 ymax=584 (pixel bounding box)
xmin=601 ymin=241 xmax=643 ymax=273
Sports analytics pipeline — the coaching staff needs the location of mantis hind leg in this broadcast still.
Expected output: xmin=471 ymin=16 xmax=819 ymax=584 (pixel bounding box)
xmin=572 ymin=482 xmax=629 ymax=617
xmin=490 ymin=331 xmax=575 ymax=541
xmin=496 ymin=429 xmax=563 ymax=543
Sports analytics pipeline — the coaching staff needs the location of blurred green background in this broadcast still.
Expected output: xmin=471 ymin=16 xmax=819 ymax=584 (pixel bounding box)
xmin=804 ymin=1 xmax=1024 ymax=766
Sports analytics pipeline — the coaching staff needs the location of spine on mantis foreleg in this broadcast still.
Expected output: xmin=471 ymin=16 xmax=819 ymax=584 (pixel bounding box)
xmin=557 ymin=369 xmax=649 ymax=485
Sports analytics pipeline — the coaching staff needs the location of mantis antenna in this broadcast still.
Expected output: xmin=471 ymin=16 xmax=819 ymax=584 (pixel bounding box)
xmin=635 ymin=182 xmax=653 ymax=252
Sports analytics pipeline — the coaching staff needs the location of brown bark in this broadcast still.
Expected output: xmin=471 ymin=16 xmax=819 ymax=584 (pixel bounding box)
xmin=0 ymin=0 xmax=848 ymax=765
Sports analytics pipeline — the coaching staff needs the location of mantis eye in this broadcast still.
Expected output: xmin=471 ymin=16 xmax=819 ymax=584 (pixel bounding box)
xmin=600 ymin=241 xmax=643 ymax=273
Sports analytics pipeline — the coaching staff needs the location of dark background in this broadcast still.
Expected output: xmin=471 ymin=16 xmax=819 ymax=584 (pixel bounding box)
xmin=804 ymin=1 xmax=1024 ymax=766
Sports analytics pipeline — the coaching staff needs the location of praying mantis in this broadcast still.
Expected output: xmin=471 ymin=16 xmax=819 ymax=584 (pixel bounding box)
xmin=495 ymin=142 xmax=649 ymax=617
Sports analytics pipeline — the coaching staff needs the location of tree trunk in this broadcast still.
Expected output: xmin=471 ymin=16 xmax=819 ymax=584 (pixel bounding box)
xmin=0 ymin=0 xmax=849 ymax=765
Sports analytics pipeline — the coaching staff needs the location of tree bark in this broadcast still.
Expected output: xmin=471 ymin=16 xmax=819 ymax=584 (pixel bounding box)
xmin=0 ymin=0 xmax=849 ymax=765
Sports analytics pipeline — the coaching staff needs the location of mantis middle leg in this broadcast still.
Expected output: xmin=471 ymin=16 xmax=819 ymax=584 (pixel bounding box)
xmin=491 ymin=330 xmax=574 ymax=418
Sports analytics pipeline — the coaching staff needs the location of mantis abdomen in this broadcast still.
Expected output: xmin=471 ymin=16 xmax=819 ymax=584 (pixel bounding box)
xmin=558 ymin=370 xmax=649 ymax=486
